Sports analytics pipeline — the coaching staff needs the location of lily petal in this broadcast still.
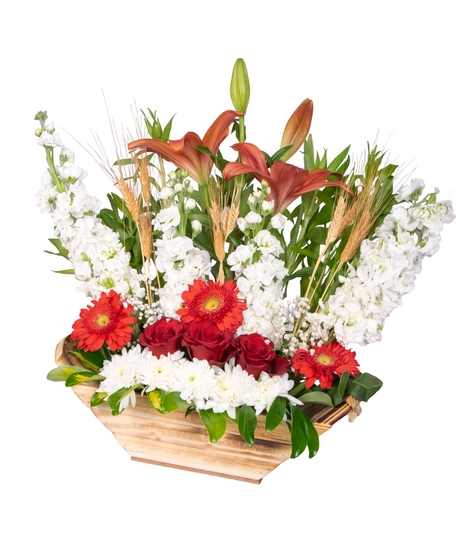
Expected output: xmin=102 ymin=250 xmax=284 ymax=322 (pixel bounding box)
xmin=128 ymin=110 xmax=242 ymax=184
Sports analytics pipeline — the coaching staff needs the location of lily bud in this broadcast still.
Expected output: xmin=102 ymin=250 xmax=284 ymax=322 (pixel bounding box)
xmin=230 ymin=58 xmax=250 ymax=113
xmin=280 ymin=98 xmax=313 ymax=162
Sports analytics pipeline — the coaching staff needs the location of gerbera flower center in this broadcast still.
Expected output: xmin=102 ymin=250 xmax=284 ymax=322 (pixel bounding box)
xmin=316 ymin=354 xmax=333 ymax=366
xmin=96 ymin=314 xmax=111 ymax=327
xmin=202 ymin=297 xmax=222 ymax=311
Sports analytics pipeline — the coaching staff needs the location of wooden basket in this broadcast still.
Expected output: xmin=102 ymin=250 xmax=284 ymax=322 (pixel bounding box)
xmin=55 ymin=337 xmax=361 ymax=483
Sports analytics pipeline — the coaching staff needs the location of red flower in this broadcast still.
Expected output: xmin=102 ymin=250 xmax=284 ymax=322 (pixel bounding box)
xmin=128 ymin=110 xmax=242 ymax=185
xmin=71 ymin=290 xmax=136 ymax=352
xmin=234 ymin=333 xmax=290 ymax=379
xmin=182 ymin=320 xmax=236 ymax=367
xmin=291 ymin=341 xmax=361 ymax=389
xmin=177 ymin=279 xmax=247 ymax=333
xmin=138 ymin=318 xmax=184 ymax=357
xmin=222 ymin=142 xmax=353 ymax=213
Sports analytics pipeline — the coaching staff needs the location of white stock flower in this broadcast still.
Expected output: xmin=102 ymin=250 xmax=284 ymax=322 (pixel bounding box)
xmin=270 ymin=213 xmax=286 ymax=230
xmin=154 ymin=205 xmax=180 ymax=233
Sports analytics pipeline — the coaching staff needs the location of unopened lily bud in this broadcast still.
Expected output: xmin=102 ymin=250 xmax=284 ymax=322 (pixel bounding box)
xmin=230 ymin=58 xmax=250 ymax=113
xmin=280 ymin=98 xmax=313 ymax=162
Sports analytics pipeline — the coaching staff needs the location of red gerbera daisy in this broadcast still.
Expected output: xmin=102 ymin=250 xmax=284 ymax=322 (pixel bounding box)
xmin=291 ymin=341 xmax=361 ymax=390
xmin=177 ymin=279 xmax=247 ymax=333
xmin=71 ymin=290 xmax=137 ymax=352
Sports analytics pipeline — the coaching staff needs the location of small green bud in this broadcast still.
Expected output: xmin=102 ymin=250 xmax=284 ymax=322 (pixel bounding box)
xmin=230 ymin=58 xmax=250 ymax=113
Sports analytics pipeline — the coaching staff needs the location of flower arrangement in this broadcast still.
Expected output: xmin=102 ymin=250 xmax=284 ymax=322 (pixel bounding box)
xmin=37 ymin=59 xmax=454 ymax=461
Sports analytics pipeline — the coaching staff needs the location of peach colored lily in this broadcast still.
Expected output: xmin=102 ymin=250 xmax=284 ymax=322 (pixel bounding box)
xmin=222 ymin=142 xmax=353 ymax=213
xmin=128 ymin=110 xmax=242 ymax=184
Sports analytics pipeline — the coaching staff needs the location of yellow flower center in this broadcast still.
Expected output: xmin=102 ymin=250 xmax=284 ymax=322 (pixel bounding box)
xmin=203 ymin=297 xmax=221 ymax=311
xmin=96 ymin=314 xmax=111 ymax=327
xmin=316 ymin=354 xmax=333 ymax=366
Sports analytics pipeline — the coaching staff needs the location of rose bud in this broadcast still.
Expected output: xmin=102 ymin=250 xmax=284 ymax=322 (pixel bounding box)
xmin=138 ymin=318 xmax=184 ymax=357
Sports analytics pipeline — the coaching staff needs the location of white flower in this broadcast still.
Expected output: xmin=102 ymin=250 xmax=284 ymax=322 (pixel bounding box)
xmin=184 ymin=197 xmax=197 ymax=211
xmin=253 ymin=230 xmax=283 ymax=257
xmin=191 ymin=219 xmax=202 ymax=237
xmin=136 ymin=351 xmax=185 ymax=392
xmin=207 ymin=364 xmax=256 ymax=418
xmin=158 ymin=187 xmax=175 ymax=200
xmin=245 ymin=373 xmax=295 ymax=415
xmin=395 ymin=178 xmax=425 ymax=202
xmin=270 ymin=213 xmax=286 ymax=230
xmin=154 ymin=205 xmax=180 ymax=233
xmin=237 ymin=217 xmax=248 ymax=232
xmin=245 ymin=211 xmax=262 ymax=227
xmin=37 ymin=131 xmax=63 ymax=147
xmin=261 ymin=200 xmax=274 ymax=214
xmin=98 ymin=346 xmax=146 ymax=411
xmin=173 ymin=358 xmax=217 ymax=410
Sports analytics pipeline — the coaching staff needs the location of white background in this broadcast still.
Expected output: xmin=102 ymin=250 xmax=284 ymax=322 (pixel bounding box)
xmin=2 ymin=1 xmax=455 ymax=545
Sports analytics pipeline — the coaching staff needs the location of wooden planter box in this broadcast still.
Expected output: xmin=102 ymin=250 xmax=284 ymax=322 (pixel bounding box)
xmin=55 ymin=337 xmax=361 ymax=483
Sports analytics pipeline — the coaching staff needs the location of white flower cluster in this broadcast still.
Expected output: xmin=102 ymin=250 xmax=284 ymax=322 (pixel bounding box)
xmin=154 ymin=207 xmax=212 ymax=317
xmin=36 ymin=137 xmax=144 ymax=301
xmin=98 ymin=345 xmax=298 ymax=417
xmin=228 ymin=229 xmax=289 ymax=343
xmin=310 ymin=184 xmax=455 ymax=346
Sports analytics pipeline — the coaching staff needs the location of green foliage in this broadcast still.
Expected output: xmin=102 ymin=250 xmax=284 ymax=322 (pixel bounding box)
xmin=265 ymin=396 xmax=287 ymax=432
xmin=199 ymin=409 xmax=227 ymax=443
xmin=348 ymin=373 xmax=383 ymax=402
xmin=237 ymin=405 xmax=257 ymax=446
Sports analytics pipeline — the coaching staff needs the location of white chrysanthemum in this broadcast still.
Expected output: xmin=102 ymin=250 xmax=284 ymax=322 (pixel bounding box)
xmin=244 ymin=372 xmax=296 ymax=415
xmin=136 ymin=351 xmax=186 ymax=392
xmin=207 ymin=364 xmax=256 ymax=418
xmin=98 ymin=345 xmax=146 ymax=411
xmin=173 ymin=358 xmax=217 ymax=410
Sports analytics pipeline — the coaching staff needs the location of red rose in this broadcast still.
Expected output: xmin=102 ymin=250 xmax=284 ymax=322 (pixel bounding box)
xmin=182 ymin=320 xmax=236 ymax=367
xmin=138 ymin=318 xmax=184 ymax=357
xmin=234 ymin=333 xmax=290 ymax=379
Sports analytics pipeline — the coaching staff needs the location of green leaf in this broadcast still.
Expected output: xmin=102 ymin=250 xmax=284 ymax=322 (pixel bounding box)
xmin=265 ymin=396 xmax=287 ymax=432
xmin=327 ymin=145 xmax=350 ymax=172
xmin=47 ymin=365 xmax=89 ymax=382
xmin=298 ymin=391 xmax=333 ymax=406
xmin=65 ymin=371 xmax=105 ymax=387
xmin=163 ymin=392 xmax=190 ymax=413
xmin=147 ymin=389 xmax=167 ymax=413
xmin=90 ymin=391 xmax=108 ymax=407
xmin=46 ymin=238 xmax=69 ymax=259
xmin=108 ymin=385 xmax=141 ymax=416
xmin=347 ymin=373 xmax=383 ymax=402
xmin=52 ymin=269 xmax=75 ymax=275
xmin=306 ymin=226 xmax=327 ymax=245
xmin=300 ymin=411 xmax=320 ymax=458
xmin=198 ymin=409 xmax=226 ymax=443
xmin=68 ymin=348 xmax=106 ymax=371
xmin=330 ymin=370 xmax=350 ymax=406
xmin=290 ymin=405 xmax=308 ymax=458
xmin=237 ymin=406 xmax=257 ymax=446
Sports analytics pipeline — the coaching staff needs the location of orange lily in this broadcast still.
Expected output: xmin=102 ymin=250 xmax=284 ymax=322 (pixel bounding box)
xmin=280 ymin=98 xmax=313 ymax=162
xmin=222 ymin=142 xmax=353 ymax=213
xmin=128 ymin=110 xmax=242 ymax=184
